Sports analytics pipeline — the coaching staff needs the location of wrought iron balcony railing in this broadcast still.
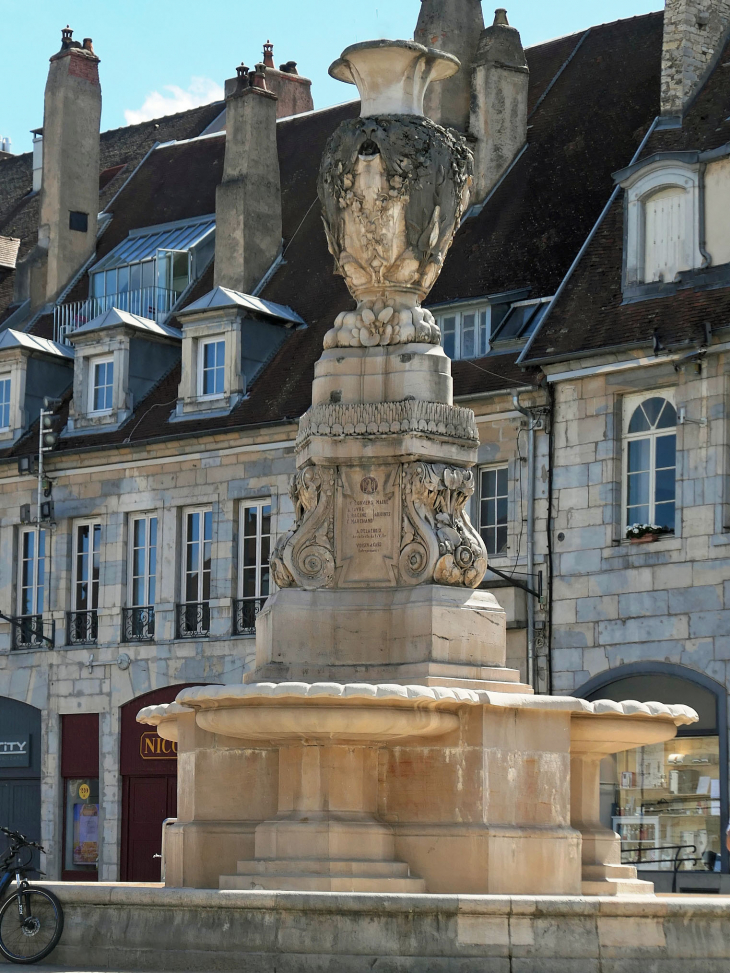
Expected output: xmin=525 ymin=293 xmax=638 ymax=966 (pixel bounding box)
xmin=12 ymin=615 xmax=55 ymax=650
xmin=66 ymin=610 xmax=98 ymax=645
xmin=122 ymin=606 xmax=155 ymax=642
xmin=233 ymin=597 xmax=267 ymax=636
xmin=176 ymin=602 xmax=210 ymax=639
xmin=54 ymin=286 xmax=182 ymax=344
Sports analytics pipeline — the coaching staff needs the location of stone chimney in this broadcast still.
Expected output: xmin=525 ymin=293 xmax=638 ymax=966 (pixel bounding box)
xmin=214 ymin=64 xmax=283 ymax=294
xmin=661 ymin=0 xmax=730 ymax=115
xmin=16 ymin=27 xmax=101 ymax=308
xmin=415 ymin=0 xmax=485 ymax=130
xmin=469 ymin=9 xmax=529 ymax=202
xmin=224 ymin=42 xmax=314 ymax=119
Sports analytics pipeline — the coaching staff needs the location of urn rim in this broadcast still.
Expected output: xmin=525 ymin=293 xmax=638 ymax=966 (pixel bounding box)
xmin=329 ymin=38 xmax=460 ymax=87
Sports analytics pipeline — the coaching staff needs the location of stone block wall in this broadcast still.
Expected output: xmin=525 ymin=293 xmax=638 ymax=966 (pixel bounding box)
xmin=0 ymin=422 xmax=298 ymax=879
xmin=546 ymin=351 xmax=730 ymax=700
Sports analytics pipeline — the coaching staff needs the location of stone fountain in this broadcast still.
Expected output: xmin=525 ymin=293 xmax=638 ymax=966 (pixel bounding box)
xmin=138 ymin=38 xmax=697 ymax=896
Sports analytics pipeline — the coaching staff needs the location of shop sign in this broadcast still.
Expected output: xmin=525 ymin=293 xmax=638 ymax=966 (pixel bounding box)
xmin=139 ymin=732 xmax=177 ymax=760
xmin=0 ymin=738 xmax=30 ymax=768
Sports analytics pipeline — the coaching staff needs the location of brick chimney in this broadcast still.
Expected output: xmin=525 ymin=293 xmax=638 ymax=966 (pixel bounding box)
xmin=224 ymin=42 xmax=314 ymax=119
xmin=470 ymin=9 xmax=529 ymax=202
xmin=661 ymin=0 xmax=730 ymax=114
xmin=16 ymin=27 xmax=101 ymax=308
xmin=415 ymin=0 xmax=485 ymax=130
xmin=214 ymin=64 xmax=283 ymax=294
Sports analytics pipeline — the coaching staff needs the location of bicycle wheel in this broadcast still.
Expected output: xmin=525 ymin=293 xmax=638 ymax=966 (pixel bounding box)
xmin=0 ymin=885 xmax=64 ymax=964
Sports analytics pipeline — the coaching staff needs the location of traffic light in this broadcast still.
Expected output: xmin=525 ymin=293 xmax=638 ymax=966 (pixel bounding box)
xmin=41 ymin=412 xmax=58 ymax=452
xmin=42 ymin=396 xmax=63 ymax=411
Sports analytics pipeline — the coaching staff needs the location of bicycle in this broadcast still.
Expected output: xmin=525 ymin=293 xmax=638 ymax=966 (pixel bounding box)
xmin=0 ymin=826 xmax=64 ymax=964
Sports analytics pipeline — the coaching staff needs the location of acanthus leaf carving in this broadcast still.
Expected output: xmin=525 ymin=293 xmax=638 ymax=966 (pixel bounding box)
xmin=399 ymin=462 xmax=487 ymax=588
xmin=270 ymin=466 xmax=336 ymax=591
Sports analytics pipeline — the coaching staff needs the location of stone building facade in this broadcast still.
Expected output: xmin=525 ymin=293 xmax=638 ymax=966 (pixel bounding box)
xmin=0 ymin=0 xmax=728 ymax=892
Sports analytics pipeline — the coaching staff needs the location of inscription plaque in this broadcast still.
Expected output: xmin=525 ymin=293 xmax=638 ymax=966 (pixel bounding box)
xmin=337 ymin=466 xmax=399 ymax=585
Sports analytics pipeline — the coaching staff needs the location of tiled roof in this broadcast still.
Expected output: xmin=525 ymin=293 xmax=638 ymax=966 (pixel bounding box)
xmin=0 ymin=11 xmax=676 ymax=457
xmin=0 ymin=101 xmax=224 ymax=318
xmin=523 ymin=35 xmax=730 ymax=364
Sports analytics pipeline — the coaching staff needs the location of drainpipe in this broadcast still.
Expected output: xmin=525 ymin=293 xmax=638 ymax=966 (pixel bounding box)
xmin=513 ymin=393 xmax=536 ymax=690
xmin=699 ymin=162 xmax=712 ymax=269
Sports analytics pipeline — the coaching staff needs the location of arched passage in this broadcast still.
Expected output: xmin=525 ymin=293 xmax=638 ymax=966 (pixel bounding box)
xmin=575 ymin=663 xmax=728 ymax=887
xmin=0 ymin=697 xmax=41 ymax=866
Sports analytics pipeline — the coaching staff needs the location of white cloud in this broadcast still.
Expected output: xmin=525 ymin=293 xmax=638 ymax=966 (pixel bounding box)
xmin=124 ymin=76 xmax=224 ymax=125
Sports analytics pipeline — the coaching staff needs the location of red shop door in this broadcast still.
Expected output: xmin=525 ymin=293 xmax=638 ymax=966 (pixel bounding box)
xmin=122 ymin=775 xmax=176 ymax=882
xmin=120 ymin=684 xmax=210 ymax=882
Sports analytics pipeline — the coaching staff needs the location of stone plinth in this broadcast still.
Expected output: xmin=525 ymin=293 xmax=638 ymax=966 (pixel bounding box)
xmin=311 ymin=344 xmax=453 ymax=407
xmin=252 ymin=585 xmax=524 ymax=689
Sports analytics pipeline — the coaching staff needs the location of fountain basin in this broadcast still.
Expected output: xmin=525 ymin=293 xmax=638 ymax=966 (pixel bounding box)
xmin=138 ymin=686 xmax=697 ymax=895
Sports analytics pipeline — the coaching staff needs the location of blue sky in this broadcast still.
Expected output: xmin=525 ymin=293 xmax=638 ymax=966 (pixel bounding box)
xmin=2 ymin=0 xmax=662 ymax=154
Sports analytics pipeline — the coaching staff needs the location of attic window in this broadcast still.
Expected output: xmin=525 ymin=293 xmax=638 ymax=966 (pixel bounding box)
xmin=618 ymin=160 xmax=702 ymax=290
xmin=0 ymin=375 xmax=10 ymax=430
xmin=491 ymin=298 xmax=551 ymax=342
xmin=69 ymin=211 xmax=89 ymax=233
xmin=57 ymin=216 xmax=216 ymax=342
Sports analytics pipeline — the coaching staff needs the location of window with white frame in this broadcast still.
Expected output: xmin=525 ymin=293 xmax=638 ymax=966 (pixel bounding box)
xmin=183 ymin=508 xmax=212 ymax=604
xmin=73 ymin=523 xmax=101 ymax=613
xmin=623 ymin=393 xmax=677 ymax=532
xmin=129 ymin=515 xmax=157 ymax=608
xmin=19 ymin=528 xmax=45 ymax=617
xmin=479 ymin=466 xmax=509 ymax=556
xmin=436 ymin=305 xmax=490 ymax=361
xmin=198 ymin=339 xmax=225 ymax=398
xmin=89 ymin=357 xmax=114 ymax=414
xmin=239 ymin=502 xmax=271 ymax=603
xmin=0 ymin=375 xmax=10 ymax=429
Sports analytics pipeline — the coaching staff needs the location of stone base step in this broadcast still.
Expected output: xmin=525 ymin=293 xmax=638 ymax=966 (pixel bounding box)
xmin=583 ymin=864 xmax=639 ymax=882
xmin=221 ymin=857 xmax=426 ymax=892
xmin=581 ymin=878 xmax=655 ymax=896
xmin=236 ymin=857 xmax=411 ymax=877
xmin=222 ymin=874 xmax=427 ymax=892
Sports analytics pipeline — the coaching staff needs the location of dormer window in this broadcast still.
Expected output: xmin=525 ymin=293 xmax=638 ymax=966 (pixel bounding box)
xmin=65 ymin=308 xmax=181 ymax=435
xmin=54 ymin=215 xmax=215 ymax=344
xmin=199 ymin=339 xmax=225 ymax=398
xmin=616 ymin=158 xmax=702 ymax=292
xmin=0 ymin=374 xmax=11 ymax=430
xmin=429 ymin=293 xmax=525 ymax=360
xmin=90 ymin=357 xmax=114 ymax=414
xmin=174 ymin=287 xmax=304 ymax=420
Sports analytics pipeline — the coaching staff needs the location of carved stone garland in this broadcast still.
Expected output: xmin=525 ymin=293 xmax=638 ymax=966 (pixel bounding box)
xmin=318 ymin=115 xmax=473 ymax=349
xmin=400 ymin=463 xmax=487 ymax=588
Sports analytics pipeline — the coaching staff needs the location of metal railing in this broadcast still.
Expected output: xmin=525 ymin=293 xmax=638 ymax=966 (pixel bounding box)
xmin=122 ymin=606 xmax=155 ymax=642
xmin=54 ymin=286 xmax=181 ymax=343
xmin=233 ymin=597 xmax=267 ymax=636
xmin=12 ymin=615 xmax=55 ymax=650
xmin=66 ymin=610 xmax=98 ymax=645
xmin=621 ymin=843 xmax=711 ymax=893
xmin=176 ymin=602 xmax=210 ymax=639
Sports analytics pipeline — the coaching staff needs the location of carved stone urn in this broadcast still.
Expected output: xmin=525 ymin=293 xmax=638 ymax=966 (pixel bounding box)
xmin=318 ymin=41 xmax=473 ymax=349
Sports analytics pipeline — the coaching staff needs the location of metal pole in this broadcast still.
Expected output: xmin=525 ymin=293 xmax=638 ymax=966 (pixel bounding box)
xmin=513 ymin=394 xmax=536 ymax=691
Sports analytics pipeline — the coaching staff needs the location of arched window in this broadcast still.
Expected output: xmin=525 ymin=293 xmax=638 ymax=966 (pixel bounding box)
xmin=643 ymin=187 xmax=687 ymax=283
xmin=624 ymin=393 xmax=677 ymax=531
xmin=575 ymin=664 xmax=727 ymax=883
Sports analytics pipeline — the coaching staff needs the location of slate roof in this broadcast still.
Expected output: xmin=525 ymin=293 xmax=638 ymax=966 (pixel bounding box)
xmin=522 ymin=34 xmax=730 ymax=364
xmin=0 ymin=11 xmax=674 ymax=457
